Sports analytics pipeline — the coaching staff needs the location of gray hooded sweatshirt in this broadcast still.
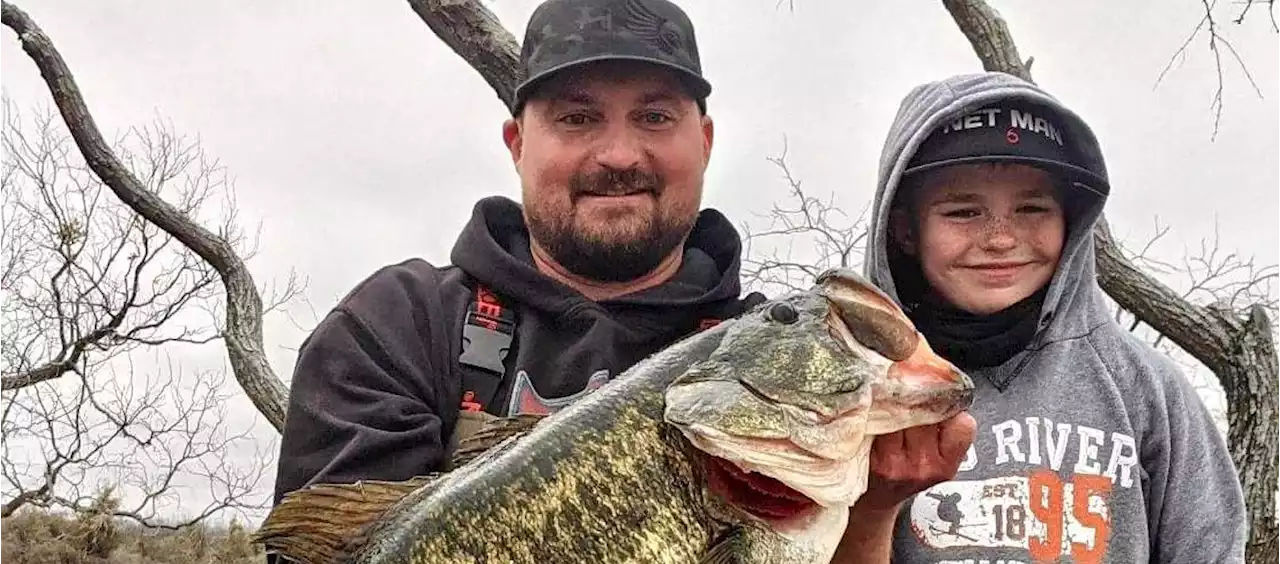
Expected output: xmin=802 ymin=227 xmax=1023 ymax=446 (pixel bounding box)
xmin=863 ymin=72 xmax=1247 ymax=563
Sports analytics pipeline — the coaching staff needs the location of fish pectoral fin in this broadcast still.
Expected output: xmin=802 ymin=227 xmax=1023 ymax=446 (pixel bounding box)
xmin=451 ymin=413 xmax=546 ymax=468
xmin=252 ymin=474 xmax=439 ymax=564
xmin=701 ymin=527 xmax=748 ymax=564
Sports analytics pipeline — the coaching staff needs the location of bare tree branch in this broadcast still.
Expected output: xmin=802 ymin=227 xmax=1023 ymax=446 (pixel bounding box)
xmin=941 ymin=0 xmax=1034 ymax=81
xmin=2 ymin=360 xmax=270 ymax=529
xmin=405 ymin=0 xmax=521 ymax=109
xmin=1228 ymin=0 xmax=1280 ymax=32
xmin=2 ymin=101 xmax=224 ymax=394
xmin=740 ymin=137 xmax=869 ymax=296
xmin=2 ymin=1 xmax=290 ymax=431
xmin=1110 ymin=218 xmax=1276 ymax=409
xmin=1154 ymin=0 xmax=1267 ymax=140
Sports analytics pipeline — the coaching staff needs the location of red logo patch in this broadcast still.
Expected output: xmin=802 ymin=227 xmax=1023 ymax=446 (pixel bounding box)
xmin=508 ymin=370 xmax=610 ymax=416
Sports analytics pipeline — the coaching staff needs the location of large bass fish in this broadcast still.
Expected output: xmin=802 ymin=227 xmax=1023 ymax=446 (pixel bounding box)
xmin=255 ymin=268 xmax=974 ymax=564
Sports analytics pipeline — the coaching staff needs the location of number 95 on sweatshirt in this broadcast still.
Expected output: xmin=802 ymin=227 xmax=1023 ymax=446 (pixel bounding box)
xmin=897 ymin=417 xmax=1145 ymax=564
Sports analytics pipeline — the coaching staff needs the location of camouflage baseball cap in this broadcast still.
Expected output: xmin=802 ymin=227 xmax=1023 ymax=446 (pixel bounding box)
xmin=510 ymin=0 xmax=711 ymax=115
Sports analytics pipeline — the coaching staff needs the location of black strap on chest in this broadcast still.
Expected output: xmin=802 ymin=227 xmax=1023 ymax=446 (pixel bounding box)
xmin=457 ymin=283 xmax=517 ymax=414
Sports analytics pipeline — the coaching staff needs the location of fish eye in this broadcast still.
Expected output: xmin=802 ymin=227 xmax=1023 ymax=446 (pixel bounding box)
xmin=766 ymin=302 xmax=799 ymax=324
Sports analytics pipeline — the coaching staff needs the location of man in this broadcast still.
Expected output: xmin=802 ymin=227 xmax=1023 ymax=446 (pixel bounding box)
xmin=271 ymin=0 xmax=969 ymax=560
xmin=837 ymin=71 xmax=1247 ymax=563
xmin=271 ymin=0 xmax=758 ymax=502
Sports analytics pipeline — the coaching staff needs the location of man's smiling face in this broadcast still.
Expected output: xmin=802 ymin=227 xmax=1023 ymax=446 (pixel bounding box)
xmin=503 ymin=60 xmax=714 ymax=282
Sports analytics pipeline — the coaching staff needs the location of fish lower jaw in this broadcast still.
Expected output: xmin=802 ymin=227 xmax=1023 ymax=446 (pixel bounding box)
xmin=699 ymin=451 xmax=821 ymax=525
xmin=681 ymin=429 xmax=872 ymax=513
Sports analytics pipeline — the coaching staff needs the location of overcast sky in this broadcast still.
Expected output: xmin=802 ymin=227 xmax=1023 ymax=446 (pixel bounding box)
xmin=3 ymin=0 xmax=1277 ymax=524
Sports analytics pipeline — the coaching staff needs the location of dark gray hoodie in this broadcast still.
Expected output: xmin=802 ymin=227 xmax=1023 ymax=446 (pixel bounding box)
xmin=863 ymin=72 xmax=1247 ymax=563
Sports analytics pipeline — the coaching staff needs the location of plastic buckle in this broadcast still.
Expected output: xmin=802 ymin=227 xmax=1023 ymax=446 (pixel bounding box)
xmin=459 ymin=311 xmax=514 ymax=374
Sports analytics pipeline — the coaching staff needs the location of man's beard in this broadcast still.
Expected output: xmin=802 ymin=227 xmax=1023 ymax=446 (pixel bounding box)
xmin=526 ymin=168 xmax=696 ymax=283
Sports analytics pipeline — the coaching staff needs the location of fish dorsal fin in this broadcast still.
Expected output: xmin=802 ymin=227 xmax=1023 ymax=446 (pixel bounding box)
xmin=700 ymin=527 xmax=747 ymax=564
xmin=253 ymin=413 xmax=548 ymax=564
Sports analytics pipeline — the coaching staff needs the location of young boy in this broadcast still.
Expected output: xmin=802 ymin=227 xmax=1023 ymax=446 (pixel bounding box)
xmin=845 ymin=72 xmax=1247 ymax=563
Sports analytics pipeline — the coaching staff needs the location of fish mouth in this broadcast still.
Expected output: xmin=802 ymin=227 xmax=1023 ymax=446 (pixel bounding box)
xmin=698 ymin=451 xmax=820 ymax=524
xmin=672 ymin=402 xmax=875 ymax=513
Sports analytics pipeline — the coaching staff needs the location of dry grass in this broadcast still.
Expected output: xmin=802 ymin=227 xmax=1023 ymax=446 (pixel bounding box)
xmin=1 ymin=504 xmax=263 ymax=564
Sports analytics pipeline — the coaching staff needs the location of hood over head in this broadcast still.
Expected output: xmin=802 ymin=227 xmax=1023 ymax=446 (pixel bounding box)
xmin=863 ymin=72 xmax=1112 ymax=365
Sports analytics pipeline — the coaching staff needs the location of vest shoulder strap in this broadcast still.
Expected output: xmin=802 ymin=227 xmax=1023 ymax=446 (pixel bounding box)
xmin=457 ymin=280 xmax=517 ymax=415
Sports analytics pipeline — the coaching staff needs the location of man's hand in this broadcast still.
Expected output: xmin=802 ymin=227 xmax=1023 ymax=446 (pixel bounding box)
xmin=830 ymin=412 xmax=977 ymax=564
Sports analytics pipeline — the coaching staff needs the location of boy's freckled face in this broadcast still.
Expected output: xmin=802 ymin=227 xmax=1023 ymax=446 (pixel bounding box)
xmin=895 ymin=164 xmax=1066 ymax=315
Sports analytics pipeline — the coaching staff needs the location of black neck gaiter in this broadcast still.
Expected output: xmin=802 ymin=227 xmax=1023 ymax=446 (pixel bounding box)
xmin=906 ymin=287 xmax=1047 ymax=371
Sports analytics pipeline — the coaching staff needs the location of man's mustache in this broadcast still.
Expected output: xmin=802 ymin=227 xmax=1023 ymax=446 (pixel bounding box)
xmin=569 ymin=168 xmax=663 ymax=198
